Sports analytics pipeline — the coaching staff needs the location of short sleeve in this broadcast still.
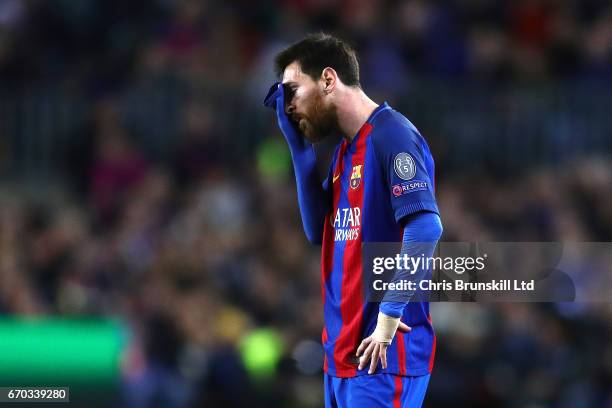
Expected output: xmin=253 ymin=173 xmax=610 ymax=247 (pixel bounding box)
xmin=372 ymin=119 xmax=439 ymax=223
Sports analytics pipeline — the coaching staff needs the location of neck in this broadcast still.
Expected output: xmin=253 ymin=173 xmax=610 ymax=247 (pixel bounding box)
xmin=335 ymin=88 xmax=379 ymax=141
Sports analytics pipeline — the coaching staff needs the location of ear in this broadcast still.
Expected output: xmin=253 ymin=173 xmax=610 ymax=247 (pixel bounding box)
xmin=320 ymin=67 xmax=338 ymax=94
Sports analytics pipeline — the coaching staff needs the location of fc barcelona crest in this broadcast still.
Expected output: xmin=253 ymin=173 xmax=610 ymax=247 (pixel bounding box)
xmin=350 ymin=165 xmax=363 ymax=189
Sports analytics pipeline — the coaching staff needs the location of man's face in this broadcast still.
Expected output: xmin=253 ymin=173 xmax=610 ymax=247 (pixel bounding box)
xmin=281 ymin=62 xmax=339 ymax=143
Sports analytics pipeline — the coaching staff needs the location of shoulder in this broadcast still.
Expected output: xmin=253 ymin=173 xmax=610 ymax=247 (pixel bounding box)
xmin=370 ymin=108 xmax=423 ymax=154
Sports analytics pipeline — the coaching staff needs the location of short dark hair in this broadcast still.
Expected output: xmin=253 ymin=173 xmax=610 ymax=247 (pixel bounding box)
xmin=274 ymin=33 xmax=360 ymax=87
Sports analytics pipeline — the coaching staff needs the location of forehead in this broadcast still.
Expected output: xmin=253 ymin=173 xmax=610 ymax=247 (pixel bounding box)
xmin=282 ymin=61 xmax=315 ymax=85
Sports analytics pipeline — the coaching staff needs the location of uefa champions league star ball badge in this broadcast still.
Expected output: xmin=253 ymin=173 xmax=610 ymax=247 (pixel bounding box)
xmin=394 ymin=152 xmax=416 ymax=180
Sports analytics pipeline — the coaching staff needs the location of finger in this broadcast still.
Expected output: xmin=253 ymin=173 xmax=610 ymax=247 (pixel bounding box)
xmin=356 ymin=337 xmax=372 ymax=357
xmin=358 ymin=341 xmax=375 ymax=370
xmin=358 ymin=341 xmax=376 ymax=370
xmin=397 ymin=322 xmax=412 ymax=333
xmin=369 ymin=343 xmax=380 ymax=374
xmin=357 ymin=337 xmax=373 ymax=359
xmin=381 ymin=345 xmax=388 ymax=369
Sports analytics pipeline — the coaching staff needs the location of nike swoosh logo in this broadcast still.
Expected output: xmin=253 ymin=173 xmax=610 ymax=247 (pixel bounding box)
xmin=333 ymin=174 xmax=340 ymax=183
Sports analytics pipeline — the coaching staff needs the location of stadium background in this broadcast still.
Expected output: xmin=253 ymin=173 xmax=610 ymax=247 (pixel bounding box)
xmin=0 ymin=0 xmax=611 ymax=406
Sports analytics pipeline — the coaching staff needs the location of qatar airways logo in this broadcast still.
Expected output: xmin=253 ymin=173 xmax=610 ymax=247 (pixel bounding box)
xmin=330 ymin=207 xmax=361 ymax=242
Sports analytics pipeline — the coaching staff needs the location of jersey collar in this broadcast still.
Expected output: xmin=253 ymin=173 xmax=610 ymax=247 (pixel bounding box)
xmin=367 ymin=101 xmax=391 ymax=125
xmin=349 ymin=102 xmax=391 ymax=146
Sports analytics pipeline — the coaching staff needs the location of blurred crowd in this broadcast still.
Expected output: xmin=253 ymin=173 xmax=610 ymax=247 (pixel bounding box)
xmin=1 ymin=0 xmax=612 ymax=85
xmin=0 ymin=0 xmax=612 ymax=407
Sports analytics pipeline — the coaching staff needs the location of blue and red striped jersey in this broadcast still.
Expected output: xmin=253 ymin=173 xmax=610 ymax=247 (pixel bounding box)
xmin=320 ymin=102 xmax=439 ymax=378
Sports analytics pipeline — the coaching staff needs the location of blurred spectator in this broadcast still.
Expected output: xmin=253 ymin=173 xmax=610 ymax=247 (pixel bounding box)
xmin=90 ymin=122 xmax=149 ymax=223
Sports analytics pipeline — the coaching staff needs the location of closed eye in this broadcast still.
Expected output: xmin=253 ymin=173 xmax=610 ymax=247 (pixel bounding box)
xmin=283 ymin=83 xmax=297 ymax=100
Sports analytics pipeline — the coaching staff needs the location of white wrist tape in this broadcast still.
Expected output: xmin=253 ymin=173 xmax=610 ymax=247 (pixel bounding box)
xmin=371 ymin=312 xmax=401 ymax=345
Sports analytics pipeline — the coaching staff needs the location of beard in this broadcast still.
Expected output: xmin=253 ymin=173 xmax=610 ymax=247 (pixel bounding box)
xmin=294 ymin=92 xmax=339 ymax=143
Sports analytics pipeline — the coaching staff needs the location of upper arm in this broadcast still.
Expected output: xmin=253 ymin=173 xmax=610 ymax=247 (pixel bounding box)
xmin=372 ymin=118 xmax=439 ymax=224
xmin=400 ymin=211 xmax=443 ymax=242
